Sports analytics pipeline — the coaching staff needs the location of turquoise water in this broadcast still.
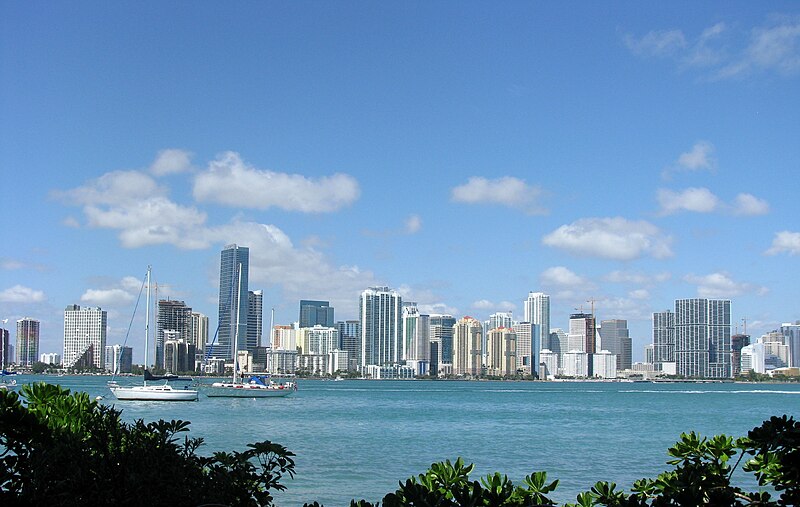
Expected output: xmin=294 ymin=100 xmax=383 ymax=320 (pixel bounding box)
xmin=12 ymin=375 xmax=800 ymax=506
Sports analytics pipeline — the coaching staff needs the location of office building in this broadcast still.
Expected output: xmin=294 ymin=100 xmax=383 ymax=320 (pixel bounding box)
xmin=402 ymin=303 xmax=430 ymax=365
xmin=512 ymin=322 xmax=540 ymax=377
xmin=248 ymin=290 xmax=263 ymax=349
xmin=359 ymin=286 xmax=402 ymax=367
xmin=562 ymin=350 xmax=589 ymax=377
xmin=299 ymin=300 xmax=335 ymax=328
xmin=731 ymin=334 xmax=750 ymax=376
xmin=540 ymin=349 xmax=557 ymax=378
xmin=218 ymin=244 xmax=250 ymax=360
xmin=430 ymin=314 xmax=455 ymax=366
xmin=336 ymin=320 xmax=361 ymax=371
xmin=15 ymin=318 xmax=40 ymax=367
xmin=105 ymin=344 xmax=132 ymax=374
xmin=524 ymin=292 xmax=550 ymax=351
xmin=653 ymin=310 xmax=675 ymax=368
xmin=63 ymin=305 xmax=107 ymax=369
xmin=452 ymin=316 xmax=483 ymax=376
xmin=782 ymin=322 xmax=800 ymax=367
xmin=599 ymin=319 xmax=631 ymax=371
xmin=0 ymin=327 xmax=9 ymax=368
xmin=675 ymin=298 xmax=731 ymax=378
xmin=156 ymin=299 xmax=192 ymax=369
xmin=189 ymin=311 xmax=209 ymax=354
xmin=592 ymin=350 xmax=617 ymax=379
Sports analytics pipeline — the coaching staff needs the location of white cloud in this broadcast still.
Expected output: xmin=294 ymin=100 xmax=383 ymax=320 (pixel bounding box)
xmin=62 ymin=216 xmax=81 ymax=228
xmin=732 ymin=193 xmax=770 ymax=216
xmin=80 ymin=288 xmax=135 ymax=306
xmin=150 ymin=149 xmax=193 ymax=176
xmin=657 ymin=187 xmax=720 ymax=215
xmin=1 ymin=259 xmax=25 ymax=270
xmin=624 ymin=29 xmax=687 ymax=57
xmin=450 ymin=176 xmax=546 ymax=215
xmin=418 ymin=302 xmax=460 ymax=316
xmin=766 ymin=231 xmax=800 ymax=256
xmin=469 ymin=300 xmax=516 ymax=313
xmin=193 ymin=151 xmax=360 ymax=213
xmin=397 ymin=284 xmax=460 ymax=317
xmin=719 ymin=17 xmax=800 ymax=78
xmin=604 ymin=270 xmax=671 ymax=285
xmin=58 ymin=170 xmax=165 ymax=206
xmin=629 ymin=289 xmax=650 ymax=300
xmin=677 ymin=141 xmax=716 ymax=172
xmin=0 ymin=285 xmax=46 ymax=303
xmin=404 ymin=215 xmax=422 ymax=234
xmin=542 ymin=217 xmax=673 ymax=260
xmin=540 ymin=266 xmax=589 ymax=288
xmin=684 ymin=272 xmax=766 ymax=299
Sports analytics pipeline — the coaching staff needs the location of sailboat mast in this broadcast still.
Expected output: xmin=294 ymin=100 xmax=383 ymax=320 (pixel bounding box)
xmin=144 ymin=266 xmax=151 ymax=387
xmin=233 ymin=263 xmax=242 ymax=384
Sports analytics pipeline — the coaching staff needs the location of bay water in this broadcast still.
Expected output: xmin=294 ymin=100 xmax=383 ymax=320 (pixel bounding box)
xmin=14 ymin=375 xmax=800 ymax=506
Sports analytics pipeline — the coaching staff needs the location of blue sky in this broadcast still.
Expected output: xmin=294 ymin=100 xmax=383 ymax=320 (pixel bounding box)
xmin=2 ymin=2 xmax=799 ymax=363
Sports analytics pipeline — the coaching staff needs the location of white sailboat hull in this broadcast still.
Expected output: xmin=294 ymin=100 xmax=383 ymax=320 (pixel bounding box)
xmin=205 ymin=382 xmax=295 ymax=398
xmin=110 ymin=384 xmax=199 ymax=401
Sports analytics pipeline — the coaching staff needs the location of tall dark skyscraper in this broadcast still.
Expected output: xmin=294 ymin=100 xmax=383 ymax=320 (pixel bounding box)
xmin=217 ymin=244 xmax=249 ymax=360
xmin=299 ymin=300 xmax=334 ymax=328
xmin=247 ymin=290 xmax=263 ymax=350
xmin=429 ymin=314 xmax=456 ymax=365
xmin=336 ymin=320 xmax=361 ymax=371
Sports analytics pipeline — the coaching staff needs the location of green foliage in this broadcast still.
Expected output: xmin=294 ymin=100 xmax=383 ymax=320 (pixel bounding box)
xmin=0 ymin=382 xmax=295 ymax=507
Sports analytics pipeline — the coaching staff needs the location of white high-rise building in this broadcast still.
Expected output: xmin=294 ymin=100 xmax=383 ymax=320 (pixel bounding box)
xmin=63 ymin=305 xmax=107 ymax=369
xmin=782 ymin=321 xmax=800 ymax=367
xmin=675 ymin=298 xmax=731 ymax=378
xmin=741 ymin=343 xmax=765 ymax=374
xmin=402 ymin=303 xmax=430 ymax=364
xmin=16 ymin=317 xmax=40 ymax=367
xmin=298 ymin=325 xmax=339 ymax=355
xmin=360 ymin=286 xmax=402 ymax=367
xmin=512 ymin=322 xmax=540 ymax=377
xmin=40 ymin=352 xmax=61 ymax=365
xmin=485 ymin=327 xmax=516 ymax=377
xmin=190 ymin=311 xmax=209 ymax=354
xmin=592 ymin=350 xmax=617 ymax=379
xmin=540 ymin=349 xmax=558 ymax=378
xmin=562 ymin=350 xmax=589 ymax=377
xmin=524 ymin=292 xmax=550 ymax=351
xmin=271 ymin=325 xmax=296 ymax=351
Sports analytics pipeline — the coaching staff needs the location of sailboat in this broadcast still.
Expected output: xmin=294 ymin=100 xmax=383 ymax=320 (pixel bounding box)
xmin=109 ymin=266 xmax=198 ymax=401
xmin=205 ymin=263 xmax=296 ymax=398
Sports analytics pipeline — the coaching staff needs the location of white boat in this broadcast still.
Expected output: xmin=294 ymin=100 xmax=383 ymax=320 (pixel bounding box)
xmin=109 ymin=266 xmax=198 ymax=402
xmin=203 ymin=262 xmax=296 ymax=398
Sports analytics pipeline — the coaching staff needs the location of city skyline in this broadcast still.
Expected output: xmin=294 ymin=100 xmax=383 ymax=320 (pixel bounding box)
xmin=2 ymin=3 xmax=799 ymax=362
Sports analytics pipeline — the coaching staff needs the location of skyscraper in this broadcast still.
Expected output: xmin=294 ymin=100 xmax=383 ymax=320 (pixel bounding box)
xmin=652 ymin=310 xmax=675 ymax=366
xmin=0 ymin=327 xmax=9 ymax=369
xmin=782 ymin=321 xmax=800 ymax=367
xmin=299 ymin=300 xmax=335 ymax=328
xmin=359 ymin=286 xmax=402 ymax=367
xmin=485 ymin=327 xmax=516 ymax=377
xmin=512 ymin=322 xmax=540 ymax=377
xmin=731 ymin=334 xmax=751 ymax=376
xmin=15 ymin=318 xmax=40 ymax=367
xmin=63 ymin=305 xmax=107 ymax=369
xmin=105 ymin=344 xmax=132 ymax=374
xmin=248 ymin=290 xmax=263 ymax=349
xmin=429 ymin=314 xmax=455 ymax=366
xmin=524 ymin=292 xmax=550 ymax=351
xmin=218 ymin=244 xmax=249 ymax=360
xmin=189 ymin=311 xmax=209 ymax=354
xmin=156 ymin=299 xmax=192 ymax=369
xmin=599 ymin=319 xmax=631 ymax=371
xmin=452 ymin=316 xmax=483 ymax=376
xmin=336 ymin=320 xmax=361 ymax=371
xmin=675 ymin=298 xmax=731 ymax=378
xmin=402 ymin=303 xmax=430 ymax=364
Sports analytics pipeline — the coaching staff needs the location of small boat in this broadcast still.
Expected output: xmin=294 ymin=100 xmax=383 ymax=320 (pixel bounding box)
xmin=109 ymin=266 xmax=198 ymax=402
xmin=202 ymin=261 xmax=295 ymax=399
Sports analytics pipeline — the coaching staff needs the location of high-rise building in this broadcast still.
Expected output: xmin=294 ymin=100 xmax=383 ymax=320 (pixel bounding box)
xmin=248 ymin=290 xmax=263 ymax=350
xmin=298 ymin=325 xmax=339 ymax=355
xmin=452 ymin=316 xmax=483 ymax=376
xmin=105 ymin=344 xmax=132 ymax=374
xmin=39 ymin=352 xmax=61 ymax=365
xmin=16 ymin=318 xmax=40 ymax=367
xmin=486 ymin=312 xmax=514 ymax=332
xmin=652 ymin=310 xmax=675 ymax=366
xmin=429 ymin=314 xmax=455 ymax=366
xmin=189 ymin=311 xmax=209 ymax=354
xmin=271 ymin=325 xmax=296 ymax=351
xmin=299 ymin=300 xmax=335 ymax=328
xmin=511 ymin=322 xmax=540 ymax=377
xmin=675 ymin=298 xmax=732 ymax=378
xmin=63 ymin=305 xmax=107 ymax=369
xmin=731 ymin=334 xmax=751 ymax=376
xmin=359 ymin=286 xmax=402 ymax=367
xmin=156 ymin=299 xmax=192 ymax=369
xmin=485 ymin=327 xmax=516 ymax=377
xmin=592 ymin=350 xmax=617 ymax=379
xmin=0 ymin=327 xmax=10 ymax=368
xmin=336 ymin=320 xmax=361 ymax=371
xmin=402 ymin=303 xmax=430 ymax=364
xmin=781 ymin=321 xmax=800 ymax=367
xmin=524 ymin=292 xmax=550 ymax=351
xmin=549 ymin=328 xmax=568 ymax=368
xmin=218 ymin=244 xmax=249 ymax=360
xmin=599 ymin=319 xmax=631 ymax=371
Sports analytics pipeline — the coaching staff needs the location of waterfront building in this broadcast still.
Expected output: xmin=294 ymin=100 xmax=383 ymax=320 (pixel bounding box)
xmin=652 ymin=310 xmax=675 ymax=369
xmin=540 ymin=349 xmax=557 ymax=378
xmin=218 ymin=244 xmax=249 ymax=360
xmin=550 ymin=328 xmax=568 ymax=368
xmin=189 ymin=311 xmax=208 ymax=354
xmin=361 ymin=363 xmax=415 ymax=379
xmin=359 ymin=286 xmax=402 ymax=367
xmin=562 ymin=350 xmax=589 ymax=377
xmin=645 ymin=344 xmax=654 ymax=364
xmin=298 ymin=353 xmax=327 ymax=375
xmin=39 ymin=352 xmax=61 ymax=365
xmin=163 ymin=333 xmax=196 ymax=373
xmin=299 ymin=300 xmax=335 ymax=328
xmin=782 ymin=321 xmax=800 ymax=367
xmin=741 ymin=343 xmax=765 ymax=374
xmin=485 ymin=327 xmax=516 ymax=377
xmin=429 ymin=314 xmax=455 ymax=367
xmin=452 ymin=316 xmax=483 ymax=376
xmin=592 ymin=350 xmax=617 ymax=379
xmin=336 ymin=320 xmax=361 ymax=371
xmin=599 ymin=319 xmax=631 ymax=371
xmin=15 ymin=317 xmax=39 ymax=367
xmin=569 ymin=313 xmax=596 ymax=354
xmin=265 ymin=349 xmax=297 ymax=375
xmin=731 ymin=334 xmax=751 ymax=376
xmin=524 ymin=292 xmax=550 ymax=351
xmin=298 ymin=325 xmax=339 ymax=355
xmin=328 ymin=349 xmax=349 ymax=375
xmin=0 ymin=328 xmax=10 ymax=368
xmin=247 ymin=290 xmax=263 ymax=350
xmin=63 ymin=305 xmax=107 ymax=369
xmin=402 ymin=303 xmax=430 ymax=366
xmin=675 ymin=298 xmax=732 ymax=378
xmin=511 ymin=322 xmax=540 ymax=377
xmin=486 ymin=312 xmax=514 ymax=332
xmin=761 ymin=332 xmax=789 ymax=369
xmin=105 ymin=344 xmax=133 ymax=374
xmin=156 ymin=299 xmax=192 ymax=369
xmin=271 ymin=325 xmax=296 ymax=350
